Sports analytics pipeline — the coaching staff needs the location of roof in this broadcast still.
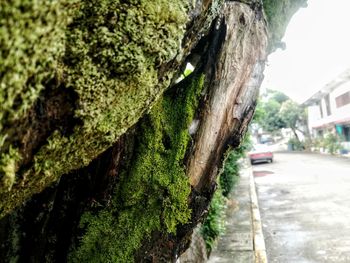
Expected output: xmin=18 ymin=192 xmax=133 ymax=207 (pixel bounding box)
xmin=303 ymin=69 xmax=350 ymax=106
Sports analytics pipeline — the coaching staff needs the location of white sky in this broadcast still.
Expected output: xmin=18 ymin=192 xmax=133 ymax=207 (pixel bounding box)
xmin=261 ymin=0 xmax=350 ymax=103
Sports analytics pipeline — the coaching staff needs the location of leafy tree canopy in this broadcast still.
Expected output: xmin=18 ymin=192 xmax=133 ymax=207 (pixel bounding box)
xmin=253 ymin=89 xmax=289 ymax=132
xmin=252 ymin=89 xmax=308 ymax=143
xmin=266 ymin=89 xmax=290 ymax=104
xmin=279 ymin=100 xmax=303 ymax=130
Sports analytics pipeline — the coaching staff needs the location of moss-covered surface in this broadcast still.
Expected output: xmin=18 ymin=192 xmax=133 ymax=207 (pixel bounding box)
xmin=263 ymin=0 xmax=307 ymax=52
xmin=33 ymin=0 xmax=189 ymax=186
xmin=0 ymin=0 xmax=71 ymax=213
xmin=0 ymin=0 xmax=70 ymax=124
xmin=69 ymin=74 xmax=204 ymax=262
xmin=0 ymin=0 xmax=189 ymax=217
xmin=0 ymin=148 xmax=21 ymax=192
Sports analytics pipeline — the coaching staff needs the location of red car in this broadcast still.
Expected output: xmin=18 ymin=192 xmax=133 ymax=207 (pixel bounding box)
xmin=248 ymin=144 xmax=273 ymax=164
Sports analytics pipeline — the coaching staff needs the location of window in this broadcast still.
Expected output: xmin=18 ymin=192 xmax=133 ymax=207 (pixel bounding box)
xmin=344 ymin=126 xmax=350 ymax=142
xmin=335 ymin=91 xmax=350 ymax=108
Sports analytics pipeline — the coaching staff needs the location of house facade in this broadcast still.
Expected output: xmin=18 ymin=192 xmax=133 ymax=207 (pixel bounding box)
xmin=304 ymin=69 xmax=350 ymax=150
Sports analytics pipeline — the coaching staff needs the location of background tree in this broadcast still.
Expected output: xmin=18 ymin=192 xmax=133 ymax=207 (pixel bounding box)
xmin=266 ymin=89 xmax=289 ymax=104
xmin=279 ymin=100 xmax=308 ymax=142
xmin=261 ymin=99 xmax=286 ymax=132
xmin=253 ymin=90 xmax=289 ymax=133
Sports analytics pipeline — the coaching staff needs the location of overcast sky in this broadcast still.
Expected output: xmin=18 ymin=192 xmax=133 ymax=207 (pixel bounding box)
xmin=261 ymin=0 xmax=350 ymax=103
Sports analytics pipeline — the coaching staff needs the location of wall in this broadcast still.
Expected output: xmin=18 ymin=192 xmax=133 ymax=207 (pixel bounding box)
xmin=308 ymin=80 xmax=350 ymax=130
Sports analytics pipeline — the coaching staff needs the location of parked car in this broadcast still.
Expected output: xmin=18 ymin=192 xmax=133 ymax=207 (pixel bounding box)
xmin=248 ymin=144 xmax=273 ymax=164
xmin=260 ymin=137 xmax=274 ymax=145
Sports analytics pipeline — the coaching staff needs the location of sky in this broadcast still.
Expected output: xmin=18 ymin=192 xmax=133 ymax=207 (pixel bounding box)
xmin=261 ymin=0 xmax=350 ymax=103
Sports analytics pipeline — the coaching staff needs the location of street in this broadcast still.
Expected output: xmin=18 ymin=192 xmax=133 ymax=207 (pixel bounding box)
xmin=254 ymin=152 xmax=350 ymax=263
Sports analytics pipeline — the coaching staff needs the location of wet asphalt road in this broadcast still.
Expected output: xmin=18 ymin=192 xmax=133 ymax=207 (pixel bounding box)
xmin=253 ymin=152 xmax=350 ymax=263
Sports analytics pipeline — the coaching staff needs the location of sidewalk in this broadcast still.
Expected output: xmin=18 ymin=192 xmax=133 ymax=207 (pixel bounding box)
xmin=208 ymin=164 xmax=267 ymax=263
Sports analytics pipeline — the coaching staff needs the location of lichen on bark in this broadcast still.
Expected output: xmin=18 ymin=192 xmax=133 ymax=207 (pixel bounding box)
xmin=0 ymin=0 xmax=70 ymax=124
xmin=0 ymin=0 xmax=190 ymax=217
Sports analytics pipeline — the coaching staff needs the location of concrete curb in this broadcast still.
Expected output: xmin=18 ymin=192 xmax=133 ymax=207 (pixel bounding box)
xmin=249 ymin=167 xmax=268 ymax=263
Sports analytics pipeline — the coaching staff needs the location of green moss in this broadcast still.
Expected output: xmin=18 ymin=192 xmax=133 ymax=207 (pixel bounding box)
xmin=0 ymin=0 xmax=190 ymax=216
xmin=34 ymin=0 xmax=189 ymax=179
xmin=263 ymin=0 xmax=307 ymax=52
xmin=0 ymin=147 xmax=21 ymax=192
xmin=0 ymin=0 xmax=73 ymax=208
xmin=0 ymin=0 xmax=71 ymax=125
xmin=69 ymin=74 xmax=205 ymax=262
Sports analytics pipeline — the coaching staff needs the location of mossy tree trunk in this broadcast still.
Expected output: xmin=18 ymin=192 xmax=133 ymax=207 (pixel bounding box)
xmin=0 ymin=0 xmax=305 ymax=262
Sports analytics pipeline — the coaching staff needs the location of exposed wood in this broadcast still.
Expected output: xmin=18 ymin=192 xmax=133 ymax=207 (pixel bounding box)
xmin=187 ymin=2 xmax=267 ymax=192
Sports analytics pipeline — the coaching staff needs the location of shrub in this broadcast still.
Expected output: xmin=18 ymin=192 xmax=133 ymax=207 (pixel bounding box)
xmin=322 ymin=133 xmax=341 ymax=155
xmin=220 ymin=151 xmax=240 ymax=197
xmin=200 ymin=187 xmax=227 ymax=254
xmin=220 ymin=135 xmax=251 ymax=196
xmin=201 ymin=135 xmax=251 ymax=254
xmin=288 ymin=137 xmax=304 ymax=151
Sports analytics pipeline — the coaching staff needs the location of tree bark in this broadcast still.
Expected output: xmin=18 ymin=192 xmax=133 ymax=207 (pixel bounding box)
xmin=0 ymin=0 xmax=305 ymax=262
xmin=187 ymin=3 xmax=267 ymax=192
xmin=292 ymin=127 xmax=301 ymax=143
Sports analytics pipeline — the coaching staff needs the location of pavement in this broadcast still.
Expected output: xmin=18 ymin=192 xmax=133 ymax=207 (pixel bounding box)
xmin=254 ymin=152 xmax=350 ymax=263
xmin=208 ymin=162 xmax=267 ymax=263
xmin=208 ymin=151 xmax=350 ymax=263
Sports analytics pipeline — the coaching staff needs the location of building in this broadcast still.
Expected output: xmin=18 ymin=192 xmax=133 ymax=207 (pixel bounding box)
xmin=303 ymin=69 xmax=350 ymax=150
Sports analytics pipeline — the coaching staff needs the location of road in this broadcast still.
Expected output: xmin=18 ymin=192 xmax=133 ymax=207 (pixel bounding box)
xmin=253 ymin=152 xmax=350 ymax=263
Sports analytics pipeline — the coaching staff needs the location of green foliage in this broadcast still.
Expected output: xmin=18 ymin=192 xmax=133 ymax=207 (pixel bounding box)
xmin=220 ymin=152 xmax=240 ymax=198
xmin=264 ymin=99 xmax=285 ymax=131
xmin=69 ymin=74 xmax=205 ymax=262
xmin=311 ymin=138 xmax=322 ymax=150
xmin=253 ymin=89 xmax=290 ymax=131
xmin=201 ymin=135 xmax=251 ymax=253
xmin=253 ymin=90 xmax=307 ymax=138
xmin=287 ymin=137 xmax=304 ymax=151
xmin=252 ymin=99 xmax=266 ymax=124
xmin=254 ymin=98 xmax=285 ymax=132
xmin=263 ymin=0 xmax=308 ymax=52
xmin=321 ymin=133 xmax=341 ymax=155
xmin=279 ymin=100 xmax=308 ymax=143
xmin=279 ymin=100 xmax=303 ymax=131
xmin=220 ymin=136 xmax=251 ymax=197
xmin=303 ymin=133 xmax=342 ymax=154
xmin=267 ymin=89 xmax=289 ymax=104
xmin=200 ymin=187 xmax=227 ymax=253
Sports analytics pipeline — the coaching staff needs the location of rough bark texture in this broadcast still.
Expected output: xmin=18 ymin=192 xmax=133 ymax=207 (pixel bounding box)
xmin=187 ymin=2 xmax=267 ymax=192
xmin=0 ymin=0 xmax=306 ymax=262
xmin=178 ymin=227 xmax=207 ymax=262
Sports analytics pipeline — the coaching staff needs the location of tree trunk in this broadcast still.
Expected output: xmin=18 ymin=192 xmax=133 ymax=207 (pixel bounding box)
xmin=292 ymin=127 xmax=301 ymax=143
xmin=0 ymin=0 xmax=305 ymax=262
